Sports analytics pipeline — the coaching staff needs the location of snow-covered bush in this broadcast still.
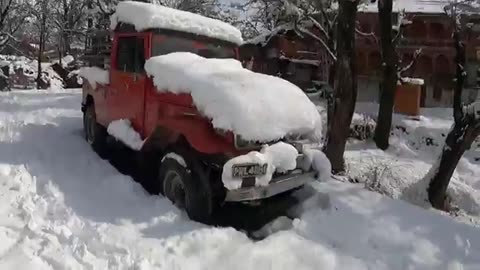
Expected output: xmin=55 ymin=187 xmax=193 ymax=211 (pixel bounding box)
xmin=349 ymin=113 xmax=376 ymax=140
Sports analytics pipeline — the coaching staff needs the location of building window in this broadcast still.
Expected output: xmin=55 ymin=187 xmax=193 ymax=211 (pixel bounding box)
xmin=433 ymin=84 xmax=442 ymax=101
xmin=368 ymin=51 xmax=381 ymax=75
xmin=430 ymin=23 xmax=448 ymax=40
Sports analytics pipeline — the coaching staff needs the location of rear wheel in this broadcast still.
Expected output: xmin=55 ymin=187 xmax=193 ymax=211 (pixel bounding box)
xmin=159 ymin=155 xmax=213 ymax=223
xmin=83 ymin=104 xmax=107 ymax=156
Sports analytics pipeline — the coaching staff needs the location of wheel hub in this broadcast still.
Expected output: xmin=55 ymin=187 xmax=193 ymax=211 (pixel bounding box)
xmin=165 ymin=171 xmax=186 ymax=208
xmin=85 ymin=111 xmax=95 ymax=144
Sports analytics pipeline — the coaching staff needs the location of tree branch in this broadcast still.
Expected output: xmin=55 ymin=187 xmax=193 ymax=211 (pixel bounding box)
xmin=398 ymin=48 xmax=422 ymax=74
xmin=355 ymin=27 xmax=378 ymax=43
xmin=297 ymin=26 xmax=337 ymax=62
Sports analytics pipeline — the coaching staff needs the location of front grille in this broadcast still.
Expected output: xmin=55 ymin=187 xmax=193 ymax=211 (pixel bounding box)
xmin=296 ymin=154 xmax=306 ymax=169
xmin=241 ymin=177 xmax=256 ymax=188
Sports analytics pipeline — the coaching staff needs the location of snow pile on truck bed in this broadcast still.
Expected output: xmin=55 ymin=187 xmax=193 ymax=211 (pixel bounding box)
xmin=110 ymin=1 xmax=244 ymax=45
xmin=222 ymin=142 xmax=299 ymax=190
xmin=79 ymin=67 xmax=109 ymax=88
xmin=145 ymin=52 xmax=322 ymax=142
xmin=107 ymin=119 xmax=144 ymax=150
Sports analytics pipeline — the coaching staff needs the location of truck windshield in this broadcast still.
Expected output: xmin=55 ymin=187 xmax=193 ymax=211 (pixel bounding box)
xmin=152 ymin=35 xmax=236 ymax=59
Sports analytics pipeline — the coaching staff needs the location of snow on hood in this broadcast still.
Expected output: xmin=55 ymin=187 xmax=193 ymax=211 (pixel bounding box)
xmin=145 ymin=52 xmax=322 ymax=142
xmin=110 ymin=1 xmax=244 ymax=45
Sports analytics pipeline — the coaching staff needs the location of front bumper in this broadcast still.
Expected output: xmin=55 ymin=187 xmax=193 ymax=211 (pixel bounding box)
xmin=224 ymin=171 xmax=317 ymax=202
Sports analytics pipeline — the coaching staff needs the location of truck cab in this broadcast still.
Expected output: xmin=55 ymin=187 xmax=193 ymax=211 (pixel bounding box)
xmin=81 ymin=1 xmax=325 ymax=223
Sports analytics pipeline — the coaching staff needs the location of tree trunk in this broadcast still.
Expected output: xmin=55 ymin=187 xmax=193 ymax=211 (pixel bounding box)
xmin=62 ymin=32 xmax=71 ymax=55
xmin=374 ymin=0 xmax=397 ymax=150
xmin=324 ymin=0 xmax=358 ymax=173
xmin=427 ymin=19 xmax=480 ymax=209
xmin=428 ymin=120 xmax=480 ymax=209
xmin=36 ymin=31 xmax=44 ymax=89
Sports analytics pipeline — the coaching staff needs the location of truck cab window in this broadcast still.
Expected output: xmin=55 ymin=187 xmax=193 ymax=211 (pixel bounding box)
xmin=152 ymin=35 xmax=235 ymax=59
xmin=116 ymin=36 xmax=145 ymax=73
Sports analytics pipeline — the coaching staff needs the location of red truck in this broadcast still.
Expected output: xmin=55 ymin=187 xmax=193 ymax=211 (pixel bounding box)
xmin=81 ymin=1 xmax=324 ymax=223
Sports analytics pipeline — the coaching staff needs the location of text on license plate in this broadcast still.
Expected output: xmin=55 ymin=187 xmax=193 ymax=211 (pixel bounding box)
xmin=232 ymin=164 xmax=268 ymax=178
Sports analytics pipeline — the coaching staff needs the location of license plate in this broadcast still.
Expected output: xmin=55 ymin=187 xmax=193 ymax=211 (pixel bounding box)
xmin=232 ymin=163 xmax=268 ymax=178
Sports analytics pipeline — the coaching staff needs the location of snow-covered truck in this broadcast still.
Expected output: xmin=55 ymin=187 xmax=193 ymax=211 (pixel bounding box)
xmin=81 ymin=1 xmax=327 ymax=222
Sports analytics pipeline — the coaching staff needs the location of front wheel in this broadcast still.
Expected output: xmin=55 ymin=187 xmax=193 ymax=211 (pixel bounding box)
xmin=158 ymin=155 xmax=213 ymax=223
xmin=83 ymin=104 xmax=107 ymax=156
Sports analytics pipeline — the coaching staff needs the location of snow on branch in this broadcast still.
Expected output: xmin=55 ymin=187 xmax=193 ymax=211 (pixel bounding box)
xmin=307 ymin=15 xmax=329 ymax=38
xmin=297 ymin=26 xmax=336 ymax=61
xmin=355 ymin=27 xmax=377 ymax=43
xmin=398 ymin=48 xmax=422 ymax=74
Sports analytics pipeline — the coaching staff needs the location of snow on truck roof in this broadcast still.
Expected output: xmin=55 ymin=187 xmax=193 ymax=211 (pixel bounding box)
xmin=145 ymin=52 xmax=322 ymax=142
xmin=110 ymin=1 xmax=244 ymax=45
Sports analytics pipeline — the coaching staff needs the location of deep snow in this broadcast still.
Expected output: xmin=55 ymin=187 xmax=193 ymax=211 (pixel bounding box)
xmin=336 ymin=102 xmax=480 ymax=225
xmin=0 ymin=89 xmax=479 ymax=269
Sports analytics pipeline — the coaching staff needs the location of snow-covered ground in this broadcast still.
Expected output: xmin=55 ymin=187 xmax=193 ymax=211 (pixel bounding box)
xmin=0 ymin=89 xmax=479 ymax=269
xmin=334 ymin=103 xmax=480 ymax=226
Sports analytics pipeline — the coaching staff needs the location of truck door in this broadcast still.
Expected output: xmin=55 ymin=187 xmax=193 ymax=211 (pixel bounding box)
xmin=108 ymin=34 xmax=149 ymax=136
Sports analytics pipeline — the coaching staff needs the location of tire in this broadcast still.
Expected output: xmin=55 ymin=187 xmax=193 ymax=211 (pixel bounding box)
xmin=83 ymin=104 xmax=107 ymax=156
xmin=159 ymin=155 xmax=213 ymax=223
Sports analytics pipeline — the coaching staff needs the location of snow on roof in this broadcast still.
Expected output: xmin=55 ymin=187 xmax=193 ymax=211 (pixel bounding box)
xmin=110 ymin=1 xmax=244 ymax=45
xmin=245 ymin=24 xmax=295 ymax=46
xmin=280 ymin=56 xmax=320 ymax=66
xmin=145 ymin=52 xmax=322 ymax=142
xmin=401 ymin=77 xmax=425 ymax=86
xmin=359 ymin=0 xmax=450 ymax=14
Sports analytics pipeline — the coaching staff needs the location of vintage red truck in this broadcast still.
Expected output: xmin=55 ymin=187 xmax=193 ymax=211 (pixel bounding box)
xmin=81 ymin=1 xmax=327 ymax=223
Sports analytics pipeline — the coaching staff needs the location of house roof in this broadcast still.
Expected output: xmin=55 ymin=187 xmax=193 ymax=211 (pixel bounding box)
xmin=359 ymin=0 xmax=450 ymax=14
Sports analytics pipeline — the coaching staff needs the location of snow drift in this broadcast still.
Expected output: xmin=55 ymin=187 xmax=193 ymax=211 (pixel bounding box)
xmin=145 ymin=52 xmax=322 ymax=142
xmin=110 ymin=1 xmax=244 ymax=45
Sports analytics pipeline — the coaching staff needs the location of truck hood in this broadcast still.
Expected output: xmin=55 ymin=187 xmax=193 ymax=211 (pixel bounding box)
xmin=145 ymin=52 xmax=322 ymax=142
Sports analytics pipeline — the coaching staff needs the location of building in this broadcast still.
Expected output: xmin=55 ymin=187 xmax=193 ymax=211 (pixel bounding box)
xmin=239 ymin=22 xmax=334 ymax=95
xmin=357 ymin=0 xmax=480 ymax=107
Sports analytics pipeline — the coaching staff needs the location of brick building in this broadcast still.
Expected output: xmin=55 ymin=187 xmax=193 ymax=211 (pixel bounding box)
xmin=357 ymin=0 xmax=480 ymax=107
xmin=239 ymin=23 xmax=334 ymax=96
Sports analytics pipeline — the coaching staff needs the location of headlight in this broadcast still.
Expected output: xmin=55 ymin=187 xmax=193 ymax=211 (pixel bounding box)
xmin=234 ymin=134 xmax=261 ymax=149
xmin=214 ymin=128 xmax=229 ymax=137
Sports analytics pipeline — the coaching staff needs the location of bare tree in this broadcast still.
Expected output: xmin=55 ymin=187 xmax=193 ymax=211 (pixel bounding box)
xmin=427 ymin=0 xmax=480 ymax=210
xmin=0 ymin=0 xmax=29 ymax=50
xmin=374 ymin=2 xmax=423 ymax=150
xmin=52 ymin=0 xmax=89 ymax=58
xmin=323 ymin=0 xmax=361 ymax=173
xmin=28 ymin=0 xmax=54 ymax=88
xmin=373 ymin=0 xmax=398 ymax=150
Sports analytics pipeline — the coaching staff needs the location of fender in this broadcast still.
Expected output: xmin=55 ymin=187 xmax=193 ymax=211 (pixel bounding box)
xmin=141 ymin=123 xmax=238 ymax=156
